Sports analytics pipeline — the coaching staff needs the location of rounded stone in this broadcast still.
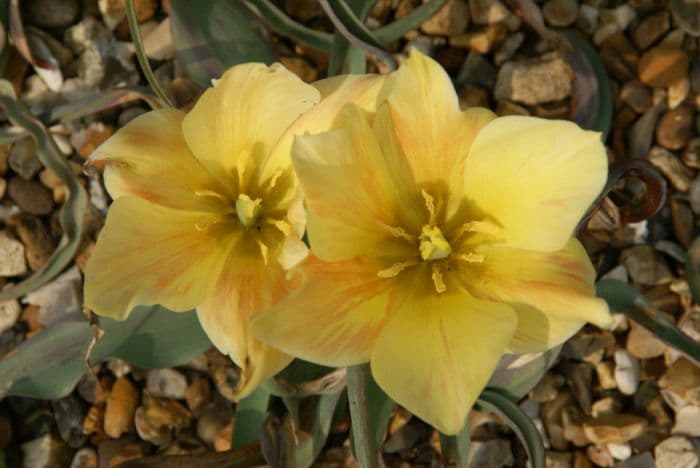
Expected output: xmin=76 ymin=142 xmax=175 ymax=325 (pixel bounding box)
xmin=638 ymin=46 xmax=690 ymax=88
xmin=656 ymin=104 xmax=694 ymax=150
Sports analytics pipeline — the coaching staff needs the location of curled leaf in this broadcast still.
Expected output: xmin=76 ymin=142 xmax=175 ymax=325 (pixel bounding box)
xmin=0 ymin=80 xmax=88 ymax=301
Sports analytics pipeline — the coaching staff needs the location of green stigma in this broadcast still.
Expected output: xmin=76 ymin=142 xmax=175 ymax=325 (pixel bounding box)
xmin=235 ymin=193 xmax=262 ymax=228
xmin=419 ymin=225 xmax=452 ymax=261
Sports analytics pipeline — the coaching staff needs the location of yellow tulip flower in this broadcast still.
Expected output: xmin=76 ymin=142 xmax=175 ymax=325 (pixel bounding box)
xmin=83 ymin=63 xmax=323 ymax=397
xmin=252 ymin=50 xmax=612 ymax=434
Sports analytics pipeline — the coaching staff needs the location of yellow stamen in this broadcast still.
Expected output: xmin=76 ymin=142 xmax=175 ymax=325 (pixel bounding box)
xmin=195 ymin=189 xmax=227 ymax=201
xmin=256 ymin=238 xmax=269 ymax=265
xmin=431 ymin=264 xmax=447 ymax=293
xmin=421 ymin=189 xmax=437 ymax=225
xmin=419 ymin=225 xmax=452 ymax=261
xmin=264 ymin=217 xmax=291 ymax=236
xmin=380 ymin=223 xmax=415 ymax=243
xmin=457 ymin=220 xmax=501 ymax=238
xmin=266 ymin=169 xmax=284 ymax=192
xmin=236 ymin=194 xmax=262 ymax=228
xmin=458 ymin=253 xmax=485 ymax=263
xmin=377 ymin=260 xmax=417 ymax=278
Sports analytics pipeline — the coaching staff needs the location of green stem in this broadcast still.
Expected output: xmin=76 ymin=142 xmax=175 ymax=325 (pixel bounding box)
xmin=126 ymin=0 xmax=174 ymax=107
xmin=374 ymin=0 xmax=446 ymax=44
xmin=347 ymin=364 xmax=380 ymax=468
xmin=247 ymin=0 xmax=334 ymax=52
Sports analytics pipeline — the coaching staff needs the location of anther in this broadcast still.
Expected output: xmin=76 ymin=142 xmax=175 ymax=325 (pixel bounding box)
xmin=431 ymin=264 xmax=447 ymax=293
xmin=377 ymin=260 xmax=417 ymax=278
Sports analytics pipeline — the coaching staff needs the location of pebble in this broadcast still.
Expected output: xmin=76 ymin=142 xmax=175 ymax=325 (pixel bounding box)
xmin=97 ymin=439 xmax=150 ymax=468
xmin=672 ymin=405 xmax=700 ymax=437
xmin=185 ymin=375 xmax=211 ymax=417
xmin=671 ymin=199 xmax=693 ymax=248
xmin=582 ymin=413 xmax=647 ymax=445
xmin=656 ymin=105 xmax=694 ymax=150
xmin=658 ymin=358 xmax=700 ymax=410
xmin=614 ymin=349 xmax=640 ymax=395
xmin=24 ymin=266 xmax=83 ymax=326
xmin=70 ymin=122 xmax=116 ymax=160
xmin=279 ymin=56 xmax=318 ymax=84
xmin=146 ymin=368 xmax=188 ymax=400
xmin=0 ymin=230 xmax=28 ymax=277
xmin=197 ymin=401 xmax=231 ymax=446
xmin=494 ymin=31 xmax=523 ymax=66
xmin=648 ymin=146 xmax=694 ymax=193
xmin=625 ymin=322 xmax=666 ymax=359
xmin=8 ymin=139 xmax=41 ymax=181
xmin=7 ymin=215 xmax=55 ymax=271
xmin=24 ymin=0 xmax=81 ymax=28
xmin=494 ymin=55 xmax=573 ymax=105
xmin=587 ymin=444 xmax=615 ymax=466
xmin=562 ymin=331 xmax=614 ymax=363
xmin=51 ymin=395 xmax=87 ymax=448
xmin=654 ymin=436 xmax=698 ymax=468
xmin=607 ymin=442 xmax=632 ymax=460
xmin=214 ymin=422 xmax=232 ymax=452
xmin=577 ymin=4 xmax=598 ymax=35
xmin=615 ymin=452 xmax=654 ymax=468
xmin=542 ymin=0 xmax=578 ymax=28
xmin=591 ymin=396 xmax=620 ymax=417
xmin=465 ymin=439 xmax=513 ymax=467
xmin=595 ymin=361 xmax=618 ymax=390
xmin=69 ymin=447 xmax=98 ymax=468
xmin=104 ymin=377 xmax=139 ymax=438
xmin=469 ymin=0 xmax=509 ymax=25
xmin=667 ymin=76 xmax=691 ymax=110
xmin=420 ymin=0 xmax=470 ymax=36
xmin=21 ymin=433 xmax=72 ymax=468
xmin=620 ymin=81 xmax=652 ymax=113
xmin=686 ymin=132 xmax=700 ymax=163
xmin=82 ymin=404 xmax=105 ymax=437
xmin=632 ymin=11 xmax=670 ymax=51
xmin=0 ymin=298 xmax=20 ymax=335
xmin=0 ymin=416 xmax=11 ymax=450
xmin=142 ymin=392 xmax=192 ymax=430
xmin=134 ymin=406 xmax=172 ymax=446
xmin=638 ymin=46 xmax=690 ymax=88
xmin=688 ymin=175 xmax=700 ymax=212
xmin=7 ymin=177 xmax=54 ymax=216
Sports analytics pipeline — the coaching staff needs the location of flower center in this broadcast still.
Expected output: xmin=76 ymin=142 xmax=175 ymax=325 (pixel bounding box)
xmin=235 ymin=193 xmax=262 ymax=228
xmin=419 ymin=225 xmax=451 ymax=261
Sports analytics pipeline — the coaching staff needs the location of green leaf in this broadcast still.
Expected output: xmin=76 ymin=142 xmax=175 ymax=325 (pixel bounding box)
xmin=50 ymin=86 xmax=160 ymax=122
xmin=562 ymin=31 xmax=613 ymax=139
xmin=0 ymin=307 xmax=211 ymax=399
xmin=597 ymin=279 xmax=700 ymax=362
xmin=439 ymin=420 xmax=470 ymax=468
xmin=104 ymin=308 xmax=212 ymax=368
xmin=0 ymin=80 xmax=88 ymax=301
xmin=246 ymin=0 xmax=333 ymax=52
xmin=294 ymin=391 xmax=346 ymax=468
xmin=327 ymin=0 xmax=375 ymax=75
xmin=232 ymin=386 xmax=271 ymax=449
xmin=487 ymin=347 xmax=562 ymax=400
xmin=366 ymin=374 xmax=395 ymax=445
xmin=477 ymin=388 xmax=545 ymax=468
xmin=170 ymin=0 xmax=276 ymax=87
xmin=374 ymin=0 xmax=446 ymax=44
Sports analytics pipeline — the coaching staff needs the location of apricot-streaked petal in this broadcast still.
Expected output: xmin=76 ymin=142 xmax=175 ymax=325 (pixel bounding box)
xmin=251 ymin=256 xmax=395 ymax=367
xmin=370 ymin=290 xmax=516 ymax=435
xmin=463 ymin=116 xmax=607 ymax=251
xmin=182 ymin=63 xmax=320 ymax=188
xmin=292 ymin=105 xmax=419 ymax=262
xmin=386 ymin=49 xmax=495 ymax=189
xmin=89 ymin=108 xmax=216 ymax=211
xmin=84 ymin=197 xmax=226 ymax=319
xmin=467 ymin=238 xmax=611 ymax=352
xmin=197 ymin=258 xmax=292 ymax=399
xmin=269 ymin=73 xmax=389 ymax=166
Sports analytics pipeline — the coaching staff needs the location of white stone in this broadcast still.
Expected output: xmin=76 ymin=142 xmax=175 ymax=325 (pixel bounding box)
xmin=654 ymin=437 xmax=698 ymax=468
xmin=614 ymin=349 xmax=640 ymax=395
xmin=0 ymin=298 xmax=20 ymax=334
xmin=146 ymin=368 xmax=187 ymax=400
xmin=0 ymin=231 xmax=27 ymax=277
xmin=607 ymin=442 xmax=632 ymax=460
xmin=23 ymin=266 xmax=82 ymax=326
xmin=672 ymin=405 xmax=700 ymax=437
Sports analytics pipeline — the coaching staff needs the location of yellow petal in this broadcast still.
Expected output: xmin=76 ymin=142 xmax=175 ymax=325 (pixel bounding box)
xmin=251 ymin=256 xmax=394 ymax=367
xmin=196 ymin=257 xmax=292 ymax=399
xmin=370 ymin=289 xmax=516 ymax=435
xmin=267 ymin=73 xmax=389 ymax=178
xmin=466 ymin=238 xmax=611 ymax=353
xmin=463 ymin=116 xmax=607 ymax=251
xmin=386 ymin=49 xmax=495 ymax=188
xmin=84 ymin=197 xmax=227 ymax=319
xmin=182 ymin=63 xmax=320 ymax=187
xmin=89 ymin=108 xmax=217 ymax=211
xmin=292 ymin=104 xmax=420 ymax=262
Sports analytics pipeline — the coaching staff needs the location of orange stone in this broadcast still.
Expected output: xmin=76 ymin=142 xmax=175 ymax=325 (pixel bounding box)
xmin=638 ymin=46 xmax=689 ymax=88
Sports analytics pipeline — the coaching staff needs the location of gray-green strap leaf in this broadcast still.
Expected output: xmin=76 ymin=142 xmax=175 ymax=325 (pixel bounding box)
xmin=0 ymin=80 xmax=87 ymax=301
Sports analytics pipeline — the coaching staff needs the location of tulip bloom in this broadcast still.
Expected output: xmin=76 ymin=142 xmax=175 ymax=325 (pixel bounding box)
xmin=84 ymin=63 xmax=320 ymax=397
xmin=252 ymin=51 xmax=612 ymax=434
